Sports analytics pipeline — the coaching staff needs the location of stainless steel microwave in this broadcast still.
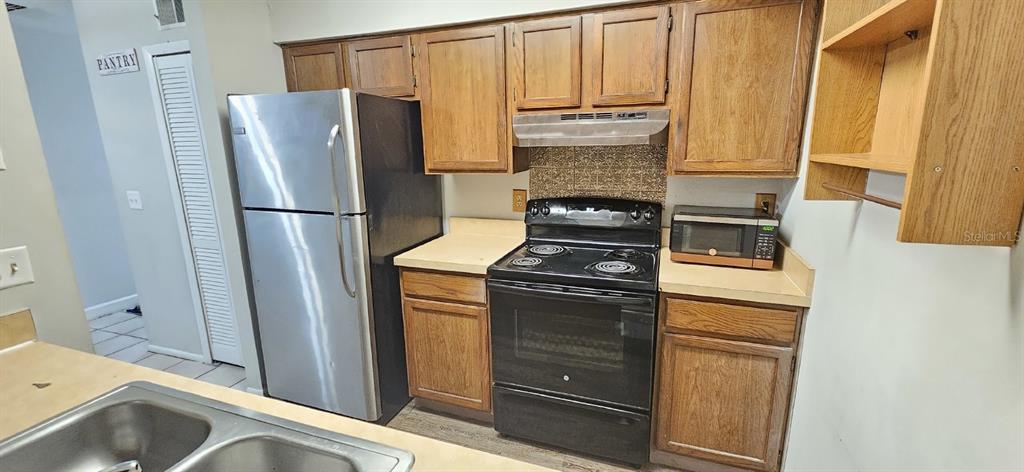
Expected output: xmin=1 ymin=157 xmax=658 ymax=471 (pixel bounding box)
xmin=669 ymin=205 xmax=779 ymax=270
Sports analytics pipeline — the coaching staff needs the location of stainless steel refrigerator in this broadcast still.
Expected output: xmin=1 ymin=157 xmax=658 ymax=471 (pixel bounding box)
xmin=228 ymin=90 xmax=442 ymax=422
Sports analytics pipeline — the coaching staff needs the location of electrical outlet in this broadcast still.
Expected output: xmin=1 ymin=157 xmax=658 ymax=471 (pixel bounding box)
xmin=126 ymin=190 xmax=143 ymax=210
xmin=0 ymin=246 xmax=34 ymax=290
xmin=512 ymin=189 xmax=528 ymax=213
xmin=756 ymin=193 xmax=778 ymax=215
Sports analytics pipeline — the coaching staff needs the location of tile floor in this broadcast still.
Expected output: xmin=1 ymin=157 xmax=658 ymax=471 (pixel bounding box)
xmin=89 ymin=310 xmax=247 ymax=390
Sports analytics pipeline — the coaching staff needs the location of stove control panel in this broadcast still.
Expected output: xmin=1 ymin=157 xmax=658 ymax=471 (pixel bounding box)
xmin=525 ymin=198 xmax=661 ymax=230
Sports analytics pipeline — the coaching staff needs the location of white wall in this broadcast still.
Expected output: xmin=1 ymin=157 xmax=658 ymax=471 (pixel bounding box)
xmin=777 ymin=49 xmax=1023 ymax=470
xmin=0 ymin=6 xmax=91 ymax=352
xmin=8 ymin=0 xmax=136 ymax=316
xmin=182 ymin=0 xmax=288 ymax=388
xmin=268 ymin=0 xmax=640 ymax=43
xmin=71 ymin=0 xmax=206 ymax=355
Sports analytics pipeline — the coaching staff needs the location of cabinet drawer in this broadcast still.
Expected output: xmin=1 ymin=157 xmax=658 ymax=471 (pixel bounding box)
xmin=401 ymin=270 xmax=487 ymax=305
xmin=664 ymin=298 xmax=797 ymax=345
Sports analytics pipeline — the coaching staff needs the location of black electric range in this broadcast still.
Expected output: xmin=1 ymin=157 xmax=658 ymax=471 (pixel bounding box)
xmin=487 ymin=197 xmax=661 ymax=466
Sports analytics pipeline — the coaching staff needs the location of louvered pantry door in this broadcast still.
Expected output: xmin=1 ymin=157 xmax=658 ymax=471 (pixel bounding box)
xmin=152 ymin=52 xmax=242 ymax=365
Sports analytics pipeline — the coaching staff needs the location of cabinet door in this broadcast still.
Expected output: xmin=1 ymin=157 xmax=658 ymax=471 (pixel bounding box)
xmin=344 ymin=35 xmax=416 ymax=97
xmin=416 ymin=26 xmax=510 ymax=173
xmin=589 ymin=6 xmax=671 ymax=106
xmin=655 ymin=333 xmax=793 ymax=471
xmin=511 ymin=16 xmax=582 ymax=109
xmin=672 ymin=0 xmax=816 ymax=174
xmin=402 ymin=298 xmax=491 ymax=411
xmin=282 ymin=42 xmax=346 ymax=92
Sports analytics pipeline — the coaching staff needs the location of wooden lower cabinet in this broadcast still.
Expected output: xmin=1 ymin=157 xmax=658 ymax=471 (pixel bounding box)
xmin=400 ymin=269 xmax=491 ymax=412
xmin=654 ymin=295 xmax=803 ymax=472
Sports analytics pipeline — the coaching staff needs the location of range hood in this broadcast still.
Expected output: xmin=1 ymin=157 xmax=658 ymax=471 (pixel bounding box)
xmin=512 ymin=109 xmax=669 ymax=147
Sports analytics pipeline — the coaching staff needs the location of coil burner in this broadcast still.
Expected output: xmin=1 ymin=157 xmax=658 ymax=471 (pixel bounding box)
xmin=510 ymin=257 xmax=544 ymax=268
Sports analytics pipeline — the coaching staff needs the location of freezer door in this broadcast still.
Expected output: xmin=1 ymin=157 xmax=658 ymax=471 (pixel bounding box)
xmin=229 ymin=91 xmax=358 ymax=213
xmin=243 ymin=209 xmax=379 ymax=419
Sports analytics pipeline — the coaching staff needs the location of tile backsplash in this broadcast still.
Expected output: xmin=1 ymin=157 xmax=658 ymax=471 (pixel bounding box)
xmin=528 ymin=145 xmax=667 ymax=203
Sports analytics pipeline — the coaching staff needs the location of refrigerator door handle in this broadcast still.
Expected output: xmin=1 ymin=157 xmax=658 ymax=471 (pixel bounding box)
xmin=337 ymin=215 xmax=357 ymax=298
xmin=328 ymin=124 xmax=357 ymax=298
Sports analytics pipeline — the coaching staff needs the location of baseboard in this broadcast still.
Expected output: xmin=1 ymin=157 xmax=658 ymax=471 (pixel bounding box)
xmin=84 ymin=294 xmax=139 ymax=320
xmin=147 ymin=344 xmax=207 ymax=363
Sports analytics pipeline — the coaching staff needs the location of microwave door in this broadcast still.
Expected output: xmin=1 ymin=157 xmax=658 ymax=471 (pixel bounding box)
xmin=679 ymin=222 xmax=751 ymax=258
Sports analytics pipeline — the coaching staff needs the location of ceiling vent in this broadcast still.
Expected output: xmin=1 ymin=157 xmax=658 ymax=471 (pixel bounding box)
xmin=154 ymin=0 xmax=185 ymax=27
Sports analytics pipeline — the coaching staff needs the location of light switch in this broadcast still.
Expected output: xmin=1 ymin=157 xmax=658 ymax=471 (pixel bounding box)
xmin=0 ymin=246 xmax=34 ymax=290
xmin=126 ymin=190 xmax=143 ymax=210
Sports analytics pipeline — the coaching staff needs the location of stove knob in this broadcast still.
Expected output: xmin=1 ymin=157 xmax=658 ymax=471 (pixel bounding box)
xmin=541 ymin=205 xmax=551 ymax=216
xmin=629 ymin=208 xmax=641 ymax=220
xmin=529 ymin=205 xmax=539 ymax=216
xmin=643 ymin=207 xmax=656 ymax=221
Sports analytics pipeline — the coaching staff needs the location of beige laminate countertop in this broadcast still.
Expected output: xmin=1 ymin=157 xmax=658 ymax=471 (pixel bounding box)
xmin=0 ymin=342 xmax=551 ymax=472
xmin=394 ymin=217 xmax=524 ymax=274
xmin=394 ymin=218 xmax=814 ymax=307
xmin=658 ymin=240 xmax=815 ymax=307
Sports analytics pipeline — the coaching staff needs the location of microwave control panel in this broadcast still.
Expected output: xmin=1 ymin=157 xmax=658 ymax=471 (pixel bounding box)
xmin=754 ymin=224 xmax=778 ymax=260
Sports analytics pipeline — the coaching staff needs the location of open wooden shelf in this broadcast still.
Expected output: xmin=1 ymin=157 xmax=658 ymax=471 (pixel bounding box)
xmin=822 ymin=0 xmax=937 ymax=50
xmin=805 ymin=0 xmax=1024 ymax=246
xmin=809 ymin=153 xmax=910 ymax=174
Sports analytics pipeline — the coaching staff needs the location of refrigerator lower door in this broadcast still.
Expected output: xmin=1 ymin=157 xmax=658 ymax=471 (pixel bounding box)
xmin=243 ymin=209 xmax=379 ymax=420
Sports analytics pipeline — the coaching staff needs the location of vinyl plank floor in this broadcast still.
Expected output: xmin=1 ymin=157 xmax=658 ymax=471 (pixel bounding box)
xmin=105 ymin=317 xmax=145 ymax=335
xmin=88 ymin=312 xmax=136 ymax=330
xmin=108 ymin=341 xmax=151 ymax=363
xmin=93 ymin=335 xmax=144 ymax=356
xmin=135 ymin=353 xmax=183 ymax=371
xmin=387 ymin=402 xmax=677 ymax=472
xmin=125 ymin=327 xmax=148 ymax=339
xmin=165 ymin=360 xmax=217 ymax=379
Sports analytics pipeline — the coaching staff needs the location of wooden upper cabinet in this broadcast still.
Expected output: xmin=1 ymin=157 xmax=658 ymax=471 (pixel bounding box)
xmin=656 ymin=333 xmax=794 ymax=471
xmin=588 ymin=6 xmax=671 ymax=106
xmin=402 ymin=295 xmax=491 ymax=412
xmin=282 ymin=42 xmax=346 ymax=92
xmin=511 ymin=16 xmax=582 ymax=109
xmin=671 ymin=0 xmax=817 ymax=175
xmin=416 ymin=25 xmax=510 ymax=173
xmin=344 ymin=35 xmax=416 ymax=97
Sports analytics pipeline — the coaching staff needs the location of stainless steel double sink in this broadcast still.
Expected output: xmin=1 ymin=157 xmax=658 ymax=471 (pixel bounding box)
xmin=0 ymin=381 xmax=414 ymax=471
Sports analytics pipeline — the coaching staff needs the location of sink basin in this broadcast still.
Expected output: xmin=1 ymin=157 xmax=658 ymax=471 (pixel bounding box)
xmin=0 ymin=401 xmax=210 ymax=472
xmin=0 ymin=382 xmax=413 ymax=472
xmin=181 ymin=436 xmax=382 ymax=471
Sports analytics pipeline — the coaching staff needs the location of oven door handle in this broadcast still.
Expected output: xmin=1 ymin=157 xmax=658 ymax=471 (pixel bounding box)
xmin=498 ymin=386 xmax=648 ymax=422
xmin=487 ymin=281 xmax=654 ymax=307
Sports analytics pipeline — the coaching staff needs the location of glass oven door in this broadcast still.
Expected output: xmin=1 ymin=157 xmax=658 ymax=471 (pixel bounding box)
xmin=488 ymin=280 xmax=656 ymax=410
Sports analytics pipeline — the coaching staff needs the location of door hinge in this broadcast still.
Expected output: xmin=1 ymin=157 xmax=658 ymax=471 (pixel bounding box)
xmin=790 ymin=356 xmax=797 ymax=372
xmin=668 ymin=15 xmax=674 ymax=31
xmin=410 ymin=45 xmax=416 ymax=57
xmin=664 ymin=79 xmax=670 ymax=94
xmin=412 ymin=75 xmax=418 ymax=87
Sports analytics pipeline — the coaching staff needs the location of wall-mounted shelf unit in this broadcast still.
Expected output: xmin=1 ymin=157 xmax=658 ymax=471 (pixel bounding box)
xmin=806 ymin=0 xmax=1024 ymax=246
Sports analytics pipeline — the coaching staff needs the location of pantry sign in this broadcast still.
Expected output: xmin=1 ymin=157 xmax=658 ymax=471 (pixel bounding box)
xmin=96 ymin=49 xmax=140 ymax=76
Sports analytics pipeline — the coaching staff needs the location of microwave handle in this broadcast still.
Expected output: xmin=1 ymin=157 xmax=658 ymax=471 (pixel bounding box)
xmin=487 ymin=280 xmax=653 ymax=307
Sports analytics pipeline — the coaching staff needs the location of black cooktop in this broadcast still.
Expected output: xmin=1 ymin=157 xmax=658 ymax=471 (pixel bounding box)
xmin=489 ymin=242 xmax=659 ymax=292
